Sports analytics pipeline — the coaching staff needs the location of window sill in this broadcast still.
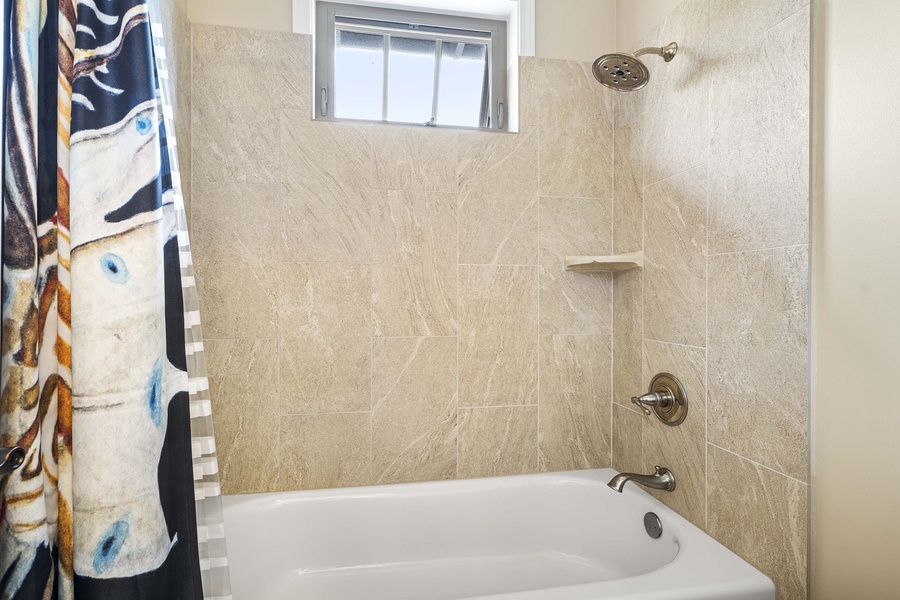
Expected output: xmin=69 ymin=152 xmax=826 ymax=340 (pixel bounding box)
xmin=312 ymin=115 xmax=520 ymax=134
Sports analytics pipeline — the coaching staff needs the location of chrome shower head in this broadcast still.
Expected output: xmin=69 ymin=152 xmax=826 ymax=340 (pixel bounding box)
xmin=592 ymin=42 xmax=678 ymax=92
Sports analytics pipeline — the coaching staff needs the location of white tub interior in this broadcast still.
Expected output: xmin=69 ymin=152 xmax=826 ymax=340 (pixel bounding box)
xmin=223 ymin=470 xmax=773 ymax=600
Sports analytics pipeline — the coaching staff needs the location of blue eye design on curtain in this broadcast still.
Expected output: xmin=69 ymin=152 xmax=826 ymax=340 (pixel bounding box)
xmin=135 ymin=116 xmax=153 ymax=135
xmin=92 ymin=520 xmax=131 ymax=575
xmin=101 ymin=253 xmax=131 ymax=284
xmin=147 ymin=359 xmax=163 ymax=427
xmin=0 ymin=0 xmax=208 ymax=598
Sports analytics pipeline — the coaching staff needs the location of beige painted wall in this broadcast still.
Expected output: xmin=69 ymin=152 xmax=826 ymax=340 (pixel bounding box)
xmin=610 ymin=1 xmax=810 ymax=598
xmin=615 ymin=0 xmax=682 ymax=50
xmin=810 ymin=0 xmax=900 ymax=597
xmin=187 ymin=0 xmax=616 ymax=61
xmin=535 ymin=0 xmax=616 ymax=61
xmin=191 ymin=23 xmax=616 ymax=494
xmin=189 ymin=0 xmax=293 ymax=32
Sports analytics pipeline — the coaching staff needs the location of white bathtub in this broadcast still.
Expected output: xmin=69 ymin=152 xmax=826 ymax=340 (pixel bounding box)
xmin=222 ymin=469 xmax=774 ymax=600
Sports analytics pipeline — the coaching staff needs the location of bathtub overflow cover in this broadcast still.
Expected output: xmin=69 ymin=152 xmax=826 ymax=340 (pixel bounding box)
xmin=644 ymin=512 xmax=663 ymax=539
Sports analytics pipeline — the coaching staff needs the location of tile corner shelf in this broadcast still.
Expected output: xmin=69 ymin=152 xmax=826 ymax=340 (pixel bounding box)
xmin=564 ymin=251 xmax=644 ymax=273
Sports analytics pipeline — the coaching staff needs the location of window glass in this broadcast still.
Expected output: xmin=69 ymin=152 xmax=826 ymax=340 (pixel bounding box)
xmin=437 ymin=42 xmax=488 ymax=128
xmin=319 ymin=3 xmax=506 ymax=130
xmin=335 ymin=29 xmax=384 ymax=121
xmin=386 ymin=36 xmax=437 ymax=125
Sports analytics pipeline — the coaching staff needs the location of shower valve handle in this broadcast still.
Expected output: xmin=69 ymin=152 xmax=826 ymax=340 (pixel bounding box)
xmin=631 ymin=391 xmax=674 ymax=416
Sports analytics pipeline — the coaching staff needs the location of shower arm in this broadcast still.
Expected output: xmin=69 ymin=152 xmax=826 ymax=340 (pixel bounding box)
xmin=634 ymin=42 xmax=678 ymax=62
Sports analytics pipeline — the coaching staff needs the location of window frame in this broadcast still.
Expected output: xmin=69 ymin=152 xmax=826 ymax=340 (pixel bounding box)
xmin=315 ymin=1 xmax=508 ymax=131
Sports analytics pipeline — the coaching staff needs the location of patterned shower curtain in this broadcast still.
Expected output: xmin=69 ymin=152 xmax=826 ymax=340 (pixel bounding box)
xmin=0 ymin=0 xmax=231 ymax=598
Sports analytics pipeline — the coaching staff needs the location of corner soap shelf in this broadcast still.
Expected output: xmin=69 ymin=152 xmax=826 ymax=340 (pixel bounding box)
xmin=564 ymin=251 xmax=643 ymax=272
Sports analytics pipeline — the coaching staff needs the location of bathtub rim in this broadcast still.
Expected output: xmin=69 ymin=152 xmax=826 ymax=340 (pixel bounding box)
xmin=222 ymin=468 xmax=776 ymax=600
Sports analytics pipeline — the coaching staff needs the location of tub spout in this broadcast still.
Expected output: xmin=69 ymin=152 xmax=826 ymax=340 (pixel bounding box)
xmin=608 ymin=466 xmax=676 ymax=493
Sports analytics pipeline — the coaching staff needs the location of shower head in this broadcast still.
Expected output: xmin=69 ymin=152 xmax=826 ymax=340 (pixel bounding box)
xmin=592 ymin=42 xmax=678 ymax=92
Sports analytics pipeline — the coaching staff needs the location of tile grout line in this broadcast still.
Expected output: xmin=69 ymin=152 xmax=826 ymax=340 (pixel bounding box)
xmin=643 ymin=337 xmax=707 ymax=351
xmin=275 ymin=102 xmax=284 ymax=493
xmin=456 ymin=144 xmax=461 ymax=480
xmin=643 ymin=161 xmax=708 ymax=189
xmin=458 ymin=263 xmax=537 ymax=268
xmin=702 ymin=0 xmax=712 ymax=530
xmin=707 ymin=442 xmax=809 ymax=487
xmin=539 ymin=194 xmax=613 ymax=201
xmin=639 ymin=87 xmax=646 ymax=477
xmin=535 ymin=123 xmax=542 ymax=473
xmin=277 ymin=409 xmax=374 ymax=417
xmin=705 ymin=26 xmax=712 ymax=523
xmin=707 ymin=242 xmax=810 ymax=258
xmin=372 ymin=335 xmax=458 ymax=339
xmin=614 ymin=401 xmax=643 ymax=417
xmin=458 ymin=403 xmax=541 ymax=411
xmin=369 ymin=180 xmax=377 ymax=487
xmin=369 ymin=334 xmax=375 ymax=485
xmin=609 ymin=92 xmax=616 ymax=469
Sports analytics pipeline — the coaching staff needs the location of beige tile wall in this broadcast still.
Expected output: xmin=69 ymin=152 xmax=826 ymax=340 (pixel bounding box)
xmin=191 ymin=25 xmax=615 ymax=494
xmin=610 ymin=1 xmax=810 ymax=599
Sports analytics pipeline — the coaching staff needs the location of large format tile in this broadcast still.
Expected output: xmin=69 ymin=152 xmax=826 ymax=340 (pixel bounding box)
xmin=708 ymin=246 xmax=809 ymax=481
xmin=371 ymin=126 xmax=457 ymax=192
xmin=612 ymin=404 xmax=643 ymax=474
xmin=278 ymin=263 xmax=371 ymax=413
xmin=372 ymin=337 xmax=457 ymax=484
xmin=540 ymin=126 xmax=613 ymax=199
xmin=278 ymin=185 xmax=376 ymax=263
xmin=613 ymin=269 xmax=642 ymax=406
xmin=279 ymin=335 xmax=370 ymax=414
xmin=643 ymin=166 xmax=707 ymax=347
xmin=278 ymin=263 xmax=372 ymax=414
xmin=193 ymin=56 xmax=277 ymax=110
xmin=192 ymin=101 xmax=280 ymax=185
xmin=526 ymin=54 xmax=613 ymax=200
xmin=191 ymin=183 xmax=281 ymax=267
xmin=192 ymin=24 xmax=312 ymax=111
xmin=519 ymin=58 xmax=612 ymax=132
xmin=193 ymin=23 xmax=302 ymax=63
xmin=278 ymin=262 xmax=371 ymax=339
xmin=642 ymin=340 xmax=707 ymax=529
xmin=708 ymin=7 xmax=810 ymax=253
xmin=539 ymin=335 xmax=612 ymax=472
xmin=708 ymin=445 xmax=808 ymax=600
xmin=275 ymin=34 xmax=312 ymax=112
xmin=516 ymin=56 xmax=540 ymax=131
xmin=279 ymin=413 xmax=371 ymax=490
xmin=194 ymin=250 xmax=278 ymax=339
xmin=613 ymin=93 xmax=644 ymax=254
xmin=708 ymin=0 xmax=809 ymax=63
xmin=206 ymin=339 xmax=279 ymax=495
xmin=641 ymin=0 xmax=710 ymax=185
xmin=280 ymin=116 xmax=374 ymax=261
xmin=457 ymin=128 xmax=539 ymax=265
xmin=539 ymin=197 xmax=613 ymax=335
xmin=459 ymin=266 xmax=538 ymax=407
xmin=459 ymin=407 xmax=538 ymax=478
xmin=373 ymin=190 xmax=457 ymax=337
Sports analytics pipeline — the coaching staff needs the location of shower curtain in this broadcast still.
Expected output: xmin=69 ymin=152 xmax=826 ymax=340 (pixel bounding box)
xmin=0 ymin=0 xmax=231 ymax=598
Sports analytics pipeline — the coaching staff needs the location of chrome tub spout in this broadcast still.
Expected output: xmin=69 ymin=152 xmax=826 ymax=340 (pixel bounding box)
xmin=608 ymin=466 xmax=676 ymax=493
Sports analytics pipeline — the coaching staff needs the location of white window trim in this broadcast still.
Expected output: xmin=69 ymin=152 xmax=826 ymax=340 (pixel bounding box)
xmin=292 ymin=0 xmax=535 ymax=57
